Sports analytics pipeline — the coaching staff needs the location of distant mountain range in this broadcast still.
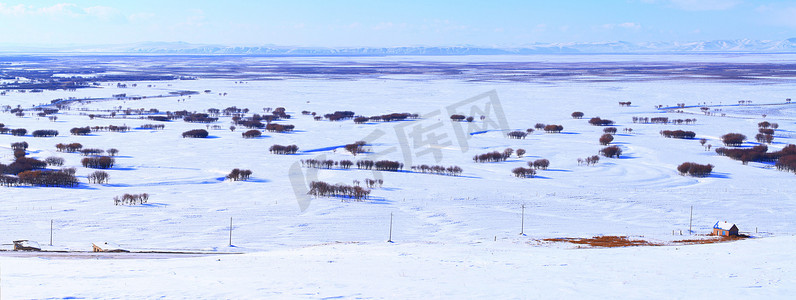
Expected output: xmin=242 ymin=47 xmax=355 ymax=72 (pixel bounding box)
xmin=4 ymin=39 xmax=796 ymax=55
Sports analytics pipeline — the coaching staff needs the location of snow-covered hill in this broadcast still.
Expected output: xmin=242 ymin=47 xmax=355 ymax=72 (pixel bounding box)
xmin=1 ymin=54 xmax=795 ymax=298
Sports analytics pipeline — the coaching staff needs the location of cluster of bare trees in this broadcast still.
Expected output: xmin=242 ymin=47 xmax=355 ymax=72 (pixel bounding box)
xmin=344 ymin=141 xmax=368 ymax=155
xmin=618 ymin=101 xmax=632 ymax=107
xmin=577 ymin=155 xmax=601 ymax=166
xmin=226 ymin=169 xmax=253 ymax=181
xmin=756 ymin=133 xmax=774 ymax=144
xmin=31 ymin=130 xmax=58 ymax=137
xmin=603 ymin=127 xmax=617 ymax=135
xmin=0 ymin=152 xmax=47 ymax=175
xmin=301 ymin=159 xmax=353 ymax=169
xmin=677 ymin=162 xmax=714 ymax=177
xmin=269 ymin=144 xmax=299 ymax=154
xmin=70 ymin=127 xmax=91 ymax=135
xmin=660 ymin=130 xmax=696 ymax=139
xmin=721 ymin=133 xmax=746 ymax=146
xmin=10 ymin=128 xmax=27 ymax=136
xmin=450 ymin=114 xmax=471 ymax=122
xmin=324 ymin=111 xmax=356 ymax=121
xmin=81 ymin=156 xmax=115 ymax=169
xmin=0 ymin=175 xmax=18 ymax=186
xmin=632 ymin=117 xmax=670 ymax=124
xmin=352 ymin=160 xmax=403 ymax=171
xmin=512 ymin=167 xmax=536 ymax=178
xmin=11 ymin=142 xmax=28 ymax=150
xmin=15 ymin=170 xmax=79 ymax=187
xmin=571 ymin=111 xmax=584 ymax=119
xmin=364 ymin=178 xmax=383 ymax=188
xmin=182 ymin=129 xmax=209 ymax=138
xmin=353 ymin=112 xmax=418 ymax=123
xmin=374 ymin=160 xmax=404 ymax=171
xmin=517 ymin=149 xmax=526 ymax=157
xmin=507 ymin=131 xmax=528 ymax=139
xmin=45 ymin=157 xmax=64 ymax=166
xmin=138 ymin=124 xmax=165 ymax=130
xmin=776 ymin=152 xmax=796 ymax=174
xmin=183 ymin=113 xmax=218 ymax=123
xmin=114 ymin=193 xmax=149 ymax=205
xmin=0 ymin=123 xmax=20 ymax=134
xmin=265 ymin=123 xmax=294 ymax=133
xmin=759 ymin=128 xmax=775 ymax=135
xmin=757 ymin=124 xmax=776 ymax=144
xmin=78 ymin=148 xmax=104 ymax=156
xmin=600 ymin=146 xmax=622 ymax=158
xmin=87 ymin=171 xmax=109 ymax=184
xmin=356 ymin=160 xmax=375 ymax=169
xmin=242 ymin=130 xmax=262 ymax=138
xmin=56 ymin=143 xmax=83 ymax=152
xmin=147 ymin=116 xmax=170 ymax=122
xmin=529 ymin=159 xmax=550 ymax=170
xmin=716 ymin=144 xmax=796 ymax=167
xmin=543 ymin=124 xmax=564 ymax=133
xmin=670 ymin=119 xmax=696 ymax=125
xmin=87 ymin=125 xmax=131 ymax=132
xmin=599 ymin=134 xmax=614 ymax=145
xmin=633 ymin=117 xmax=696 ymax=125
xmin=410 ymin=165 xmax=463 ymax=176
xmin=308 ymin=181 xmax=370 ymax=200
xmin=473 ymin=149 xmax=512 ymax=163
xmin=233 ymin=114 xmax=277 ymax=129
xmin=589 ymin=117 xmax=614 ymax=126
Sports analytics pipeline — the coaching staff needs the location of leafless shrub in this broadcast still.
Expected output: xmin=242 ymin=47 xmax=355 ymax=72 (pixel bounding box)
xmin=88 ymin=171 xmax=109 ymax=184
xmin=308 ymin=181 xmax=370 ymax=201
xmin=226 ymin=169 xmax=253 ymax=181
xmin=114 ymin=193 xmax=150 ymax=205
xmin=600 ymin=146 xmax=622 ymax=158
xmin=512 ymin=167 xmax=536 ymax=178
xmin=45 ymin=157 xmax=65 ymax=166
xmin=269 ymin=144 xmax=299 ymax=154
xmin=677 ymin=162 xmax=713 ymax=177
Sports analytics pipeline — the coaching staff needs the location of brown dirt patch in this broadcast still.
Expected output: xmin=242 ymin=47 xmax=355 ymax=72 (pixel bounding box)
xmin=542 ymin=234 xmax=750 ymax=248
xmin=543 ymin=236 xmax=662 ymax=248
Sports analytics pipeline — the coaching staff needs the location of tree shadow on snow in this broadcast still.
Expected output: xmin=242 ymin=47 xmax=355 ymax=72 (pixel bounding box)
xmin=708 ymin=172 xmax=731 ymax=179
xmin=138 ymin=202 xmax=169 ymax=207
xmin=302 ymin=145 xmax=345 ymax=153
xmin=111 ymin=167 xmax=137 ymax=171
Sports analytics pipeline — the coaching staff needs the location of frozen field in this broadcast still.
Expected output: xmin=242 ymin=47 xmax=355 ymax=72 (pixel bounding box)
xmin=1 ymin=54 xmax=795 ymax=298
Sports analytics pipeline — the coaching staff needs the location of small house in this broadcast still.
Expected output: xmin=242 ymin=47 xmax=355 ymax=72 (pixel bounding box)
xmin=92 ymin=242 xmax=128 ymax=253
xmin=13 ymin=240 xmax=41 ymax=251
xmin=713 ymin=221 xmax=739 ymax=237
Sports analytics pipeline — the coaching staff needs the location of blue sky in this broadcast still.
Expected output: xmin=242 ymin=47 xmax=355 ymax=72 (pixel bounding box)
xmin=0 ymin=0 xmax=794 ymax=47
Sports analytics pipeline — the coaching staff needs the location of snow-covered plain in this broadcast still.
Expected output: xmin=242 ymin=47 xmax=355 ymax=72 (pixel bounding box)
xmin=1 ymin=54 xmax=796 ymax=298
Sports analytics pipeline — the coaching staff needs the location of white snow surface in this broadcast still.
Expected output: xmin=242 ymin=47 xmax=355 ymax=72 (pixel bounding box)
xmin=0 ymin=54 xmax=795 ymax=298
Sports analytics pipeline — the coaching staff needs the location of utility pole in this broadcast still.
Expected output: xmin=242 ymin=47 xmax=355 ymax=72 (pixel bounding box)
xmin=229 ymin=217 xmax=233 ymax=246
xmin=388 ymin=213 xmax=393 ymax=243
xmin=50 ymin=219 xmax=53 ymax=246
xmin=520 ymin=204 xmax=526 ymax=235
xmin=689 ymin=206 xmax=693 ymax=235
